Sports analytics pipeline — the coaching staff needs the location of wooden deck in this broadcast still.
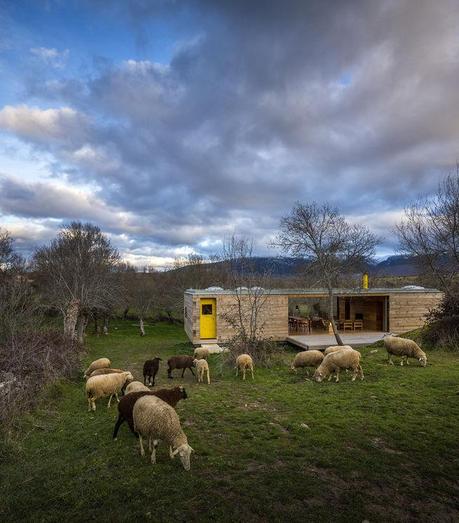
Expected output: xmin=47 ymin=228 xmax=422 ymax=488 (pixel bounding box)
xmin=287 ymin=331 xmax=386 ymax=350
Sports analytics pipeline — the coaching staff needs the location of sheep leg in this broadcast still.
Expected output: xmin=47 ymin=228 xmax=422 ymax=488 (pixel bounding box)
xmin=113 ymin=414 xmax=125 ymax=439
xmin=388 ymin=354 xmax=394 ymax=365
xmin=151 ymin=440 xmax=159 ymax=464
xmin=405 ymin=356 xmax=409 ymax=365
xmin=352 ymin=367 xmax=357 ymax=381
xmin=188 ymin=366 xmax=195 ymax=376
xmin=91 ymin=399 xmax=96 ymax=412
xmin=107 ymin=394 xmax=113 ymax=408
xmin=115 ymin=392 xmax=120 ymax=403
xmin=236 ymin=367 xmax=239 ymax=377
xmin=170 ymin=446 xmax=175 ymax=459
xmin=143 ymin=375 xmax=147 ymax=385
xmin=207 ymin=370 xmax=210 ymax=384
xmin=335 ymin=369 xmax=340 ymax=383
xmin=87 ymin=397 xmax=92 ymax=412
xmin=359 ymin=365 xmax=364 ymax=380
xmin=242 ymin=368 xmax=246 ymax=380
xmin=251 ymin=366 xmax=254 ymax=380
xmin=168 ymin=367 xmax=173 ymax=379
xmin=139 ymin=435 xmax=145 ymax=457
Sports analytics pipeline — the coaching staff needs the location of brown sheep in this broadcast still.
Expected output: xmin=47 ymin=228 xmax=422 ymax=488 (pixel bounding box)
xmin=167 ymin=355 xmax=195 ymax=379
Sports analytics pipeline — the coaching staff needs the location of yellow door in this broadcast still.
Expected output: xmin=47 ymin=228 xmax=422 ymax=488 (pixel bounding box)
xmin=200 ymin=298 xmax=216 ymax=339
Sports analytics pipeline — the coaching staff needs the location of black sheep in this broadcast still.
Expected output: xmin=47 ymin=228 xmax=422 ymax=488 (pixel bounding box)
xmin=167 ymin=355 xmax=195 ymax=379
xmin=143 ymin=357 xmax=162 ymax=386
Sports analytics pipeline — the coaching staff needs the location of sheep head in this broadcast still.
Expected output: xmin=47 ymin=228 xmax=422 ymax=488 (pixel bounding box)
xmin=419 ymin=355 xmax=427 ymax=367
xmin=171 ymin=443 xmax=194 ymax=471
xmin=178 ymin=386 xmax=188 ymax=399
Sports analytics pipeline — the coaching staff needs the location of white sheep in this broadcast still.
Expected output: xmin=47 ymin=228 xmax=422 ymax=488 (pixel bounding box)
xmin=133 ymin=395 xmax=194 ymax=470
xmin=323 ymin=344 xmax=353 ymax=356
xmin=235 ymin=354 xmax=254 ymax=380
xmin=89 ymin=368 xmax=125 ymax=378
xmin=313 ymin=348 xmax=364 ymax=383
xmin=85 ymin=371 xmax=133 ymax=411
xmin=193 ymin=347 xmax=210 ymax=360
xmin=84 ymin=357 xmax=111 ymax=378
xmin=125 ymin=381 xmax=150 ymax=394
xmin=290 ymin=350 xmax=324 ymax=375
xmin=384 ymin=335 xmax=427 ymax=367
xmin=193 ymin=359 xmax=210 ymax=384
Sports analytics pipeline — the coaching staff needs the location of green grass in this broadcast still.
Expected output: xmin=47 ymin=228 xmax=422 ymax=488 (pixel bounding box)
xmin=1 ymin=320 xmax=459 ymax=522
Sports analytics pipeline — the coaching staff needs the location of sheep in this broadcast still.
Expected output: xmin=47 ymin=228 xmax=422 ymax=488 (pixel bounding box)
xmin=193 ymin=359 xmax=210 ymax=384
xmin=143 ymin=357 xmax=162 ymax=386
xmin=125 ymin=381 xmax=150 ymax=394
xmin=193 ymin=347 xmax=210 ymax=360
xmin=83 ymin=357 xmax=111 ymax=378
xmin=89 ymin=368 xmax=125 ymax=378
xmin=113 ymin=386 xmax=188 ymax=439
xmin=86 ymin=371 xmax=133 ymax=411
xmin=313 ymin=348 xmax=364 ymax=383
xmin=167 ymin=355 xmax=195 ymax=379
xmin=235 ymin=354 xmax=254 ymax=380
xmin=133 ymin=395 xmax=194 ymax=470
xmin=384 ymin=335 xmax=427 ymax=367
xmin=290 ymin=350 xmax=324 ymax=375
xmin=323 ymin=344 xmax=353 ymax=356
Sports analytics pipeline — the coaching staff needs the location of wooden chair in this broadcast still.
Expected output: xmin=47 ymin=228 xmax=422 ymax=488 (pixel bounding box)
xmin=343 ymin=320 xmax=354 ymax=331
xmin=353 ymin=320 xmax=363 ymax=331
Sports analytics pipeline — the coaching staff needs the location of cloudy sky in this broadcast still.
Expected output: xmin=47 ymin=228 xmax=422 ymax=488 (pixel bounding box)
xmin=0 ymin=0 xmax=458 ymax=267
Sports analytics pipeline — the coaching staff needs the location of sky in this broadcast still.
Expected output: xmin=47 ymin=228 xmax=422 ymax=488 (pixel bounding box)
xmin=0 ymin=0 xmax=458 ymax=268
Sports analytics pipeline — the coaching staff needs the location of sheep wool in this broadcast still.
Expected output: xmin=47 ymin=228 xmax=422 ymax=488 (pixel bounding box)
xmin=313 ymin=348 xmax=363 ymax=383
xmin=384 ymin=335 xmax=427 ymax=367
xmin=323 ymin=345 xmax=353 ymax=356
xmin=193 ymin=359 xmax=210 ymax=384
xmin=89 ymin=368 xmax=125 ymax=378
xmin=291 ymin=350 xmax=324 ymax=375
xmin=86 ymin=371 xmax=134 ymax=411
xmin=133 ymin=395 xmax=194 ymax=470
xmin=193 ymin=347 xmax=210 ymax=360
xmin=84 ymin=357 xmax=111 ymax=378
xmin=125 ymin=381 xmax=150 ymax=394
xmin=235 ymin=354 xmax=254 ymax=380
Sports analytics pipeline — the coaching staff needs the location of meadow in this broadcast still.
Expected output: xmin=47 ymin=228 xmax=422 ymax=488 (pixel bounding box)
xmin=1 ymin=320 xmax=459 ymax=522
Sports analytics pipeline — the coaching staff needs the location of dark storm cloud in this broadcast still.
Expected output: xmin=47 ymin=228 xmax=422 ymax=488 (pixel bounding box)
xmin=2 ymin=0 xmax=459 ymax=263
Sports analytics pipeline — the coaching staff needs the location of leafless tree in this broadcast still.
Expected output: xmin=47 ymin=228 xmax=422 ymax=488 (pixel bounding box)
xmin=217 ymin=235 xmax=273 ymax=352
xmin=275 ymin=202 xmax=379 ymax=345
xmin=130 ymin=268 xmax=160 ymax=335
xmin=397 ymin=169 xmax=459 ymax=295
xmin=33 ymin=222 xmax=120 ymax=342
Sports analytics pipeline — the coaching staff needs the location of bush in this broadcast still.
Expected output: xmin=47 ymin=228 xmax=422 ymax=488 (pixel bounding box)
xmin=0 ymin=331 xmax=83 ymax=435
xmin=422 ymin=292 xmax=459 ymax=351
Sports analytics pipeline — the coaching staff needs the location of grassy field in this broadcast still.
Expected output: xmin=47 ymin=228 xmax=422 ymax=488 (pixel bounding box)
xmin=1 ymin=320 xmax=459 ymax=522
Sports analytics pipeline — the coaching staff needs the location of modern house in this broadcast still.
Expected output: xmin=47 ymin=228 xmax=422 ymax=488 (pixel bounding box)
xmin=184 ymin=287 xmax=443 ymax=346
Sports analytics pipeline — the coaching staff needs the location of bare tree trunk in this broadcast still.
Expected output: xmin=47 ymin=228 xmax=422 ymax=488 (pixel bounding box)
xmin=123 ymin=307 xmax=129 ymax=320
xmin=93 ymin=310 xmax=99 ymax=335
xmin=63 ymin=298 xmax=80 ymax=339
xmin=328 ymin=288 xmax=343 ymax=345
xmin=139 ymin=317 xmax=145 ymax=336
xmin=103 ymin=316 xmax=109 ymax=335
xmin=76 ymin=313 xmax=88 ymax=344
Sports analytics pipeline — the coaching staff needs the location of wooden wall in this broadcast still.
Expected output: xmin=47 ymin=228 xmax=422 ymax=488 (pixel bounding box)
xmin=389 ymin=292 xmax=443 ymax=334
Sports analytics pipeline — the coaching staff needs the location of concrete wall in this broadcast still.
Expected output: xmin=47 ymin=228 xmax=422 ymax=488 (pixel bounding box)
xmin=389 ymin=292 xmax=443 ymax=334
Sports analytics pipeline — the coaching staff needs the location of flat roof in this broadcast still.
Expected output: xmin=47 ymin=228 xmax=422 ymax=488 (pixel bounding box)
xmin=185 ymin=287 xmax=441 ymax=296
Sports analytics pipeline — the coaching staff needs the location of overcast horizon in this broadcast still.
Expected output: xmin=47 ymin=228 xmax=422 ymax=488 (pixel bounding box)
xmin=1 ymin=0 xmax=458 ymax=268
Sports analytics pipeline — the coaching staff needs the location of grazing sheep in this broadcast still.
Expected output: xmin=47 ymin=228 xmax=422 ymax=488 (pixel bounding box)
xmin=113 ymin=386 xmax=188 ymax=439
xmin=323 ymin=344 xmax=353 ymax=356
xmin=193 ymin=359 xmax=210 ymax=384
xmin=86 ymin=371 xmax=134 ymax=411
xmin=84 ymin=357 xmax=110 ymax=378
xmin=89 ymin=368 xmax=125 ymax=378
xmin=167 ymin=355 xmax=195 ymax=379
xmin=384 ymin=335 xmax=427 ymax=367
xmin=193 ymin=347 xmax=210 ymax=360
xmin=235 ymin=354 xmax=254 ymax=380
xmin=143 ymin=357 xmax=162 ymax=386
xmin=125 ymin=381 xmax=150 ymax=394
xmin=133 ymin=395 xmax=194 ymax=470
xmin=313 ymin=348 xmax=363 ymax=383
xmin=290 ymin=350 xmax=324 ymax=375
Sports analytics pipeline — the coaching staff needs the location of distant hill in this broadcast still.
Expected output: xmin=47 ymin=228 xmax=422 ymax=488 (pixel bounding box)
xmin=173 ymin=255 xmax=420 ymax=278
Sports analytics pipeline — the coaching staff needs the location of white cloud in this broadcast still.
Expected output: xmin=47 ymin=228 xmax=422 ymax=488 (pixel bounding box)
xmin=30 ymin=47 xmax=69 ymax=68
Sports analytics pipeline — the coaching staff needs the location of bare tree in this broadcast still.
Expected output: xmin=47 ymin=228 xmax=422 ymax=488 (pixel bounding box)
xmin=33 ymin=222 xmax=120 ymax=342
xmin=397 ymin=169 xmax=459 ymax=295
xmin=130 ymin=268 xmax=160 ymax=335
xmin=275 ymin=202 xmax=379 ymax=345
xmin=217 ymin=235 xmax=273 ymax=352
